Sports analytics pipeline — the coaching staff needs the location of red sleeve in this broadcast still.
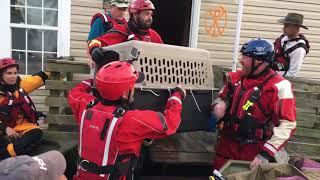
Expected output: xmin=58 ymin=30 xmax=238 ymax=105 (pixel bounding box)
xmin=88 ymin=32 xmax=127 ymax=54
xmin=123 ymin=91 xmax=183 ymax=139
xmin=150 ymin=29 xmax=163 ymax=44
xmin=68 ymin=79 xmax=95 ymax=124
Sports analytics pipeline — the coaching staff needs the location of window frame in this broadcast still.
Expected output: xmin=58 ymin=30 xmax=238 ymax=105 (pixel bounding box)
xmin=0 ymin=0 xmax=70 ymax=75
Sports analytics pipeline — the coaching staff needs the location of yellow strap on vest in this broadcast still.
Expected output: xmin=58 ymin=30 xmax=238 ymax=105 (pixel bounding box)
xmin=7 ymin=143 xmax=17 ymax=157
xmin=242 ymin=100 xmax=254 ymax=111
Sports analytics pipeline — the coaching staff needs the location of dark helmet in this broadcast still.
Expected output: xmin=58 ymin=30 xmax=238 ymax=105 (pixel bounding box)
xmin=240 ymin=39 xmax=275 ymax=63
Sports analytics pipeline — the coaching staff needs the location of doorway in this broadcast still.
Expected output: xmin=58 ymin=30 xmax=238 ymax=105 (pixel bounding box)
xmin=151 ymin=0 xmax=192 ymax=47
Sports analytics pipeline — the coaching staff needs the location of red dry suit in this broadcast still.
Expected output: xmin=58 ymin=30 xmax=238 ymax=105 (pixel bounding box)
xmin=68 ymin=79 xmax=183 ymax=180
xmin=213 ymin=69 xmax=296 ymax=170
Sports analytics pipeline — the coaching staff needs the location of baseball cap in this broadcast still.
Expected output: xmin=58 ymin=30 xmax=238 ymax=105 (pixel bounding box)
xmin=110 ymin=0 xmax=128 ymax=8
xmin=0 ymin=150 xmax=66 ymax=180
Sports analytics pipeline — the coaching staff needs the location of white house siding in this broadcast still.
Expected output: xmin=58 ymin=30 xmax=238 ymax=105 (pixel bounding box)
xmin=70 ymin=0 xmax=103 ymax=62
xmin=198 ymin=0 xmax=320 ymax=81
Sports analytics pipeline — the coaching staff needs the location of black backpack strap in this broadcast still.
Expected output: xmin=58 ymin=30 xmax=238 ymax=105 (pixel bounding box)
xmin=285 ymin=42 xmax=308 ymax=55
xmin=86 ymin=98 xmax=100 ymax=109
xmin=79 ymin=158 xmax=117 ymax=175
xmin=245 ymin=73 xmax=277 ymax=116
xmin=100 ymin=106 xmax=126 ymax=140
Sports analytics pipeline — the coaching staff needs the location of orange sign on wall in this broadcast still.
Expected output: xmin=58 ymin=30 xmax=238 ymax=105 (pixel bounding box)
xmin=205 ymin=5 xmax=228 ymax=37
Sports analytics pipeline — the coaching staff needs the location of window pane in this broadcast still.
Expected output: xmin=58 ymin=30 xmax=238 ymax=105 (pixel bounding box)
xmin=27 ymin=52 xmax=42 ymax=74
xmin=44 ymin=0 xmax=58 ymax=9
xmin=27 ymin=8 xmax=42 ymax=25
xmin=11 ymin=7 xmax=25 ymax=24
xmin=11 ymin=0 xmax=25 ymax=6
xmin=44 ymin=53 xmax=57 ymax=60
xmin=27 ymin=0 xmax=42 ymax=7
xmin=44 ymin=30 xmax=57 ymax=52
xmin=12 ymin=51 xmax=26 ymax=74
xmin=12 ymin=28 xmax=26 ymax=50
xmin=27 ymin=29 xmax=42 ymax=51
xmin=44 ymin=10 xmax=58 ymax=26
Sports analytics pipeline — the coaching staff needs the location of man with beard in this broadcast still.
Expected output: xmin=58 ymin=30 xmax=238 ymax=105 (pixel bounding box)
xmin=88 ymin=0 xmax=163 ymax=63
xmin=211 ymin=39 xmax=296 ymax=170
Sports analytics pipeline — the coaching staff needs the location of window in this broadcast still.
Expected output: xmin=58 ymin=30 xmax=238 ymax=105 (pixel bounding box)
xmin=10 ymin=0 xmax=58 ymax=75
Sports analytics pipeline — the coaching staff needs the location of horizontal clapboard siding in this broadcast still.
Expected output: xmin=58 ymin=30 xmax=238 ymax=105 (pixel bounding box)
xmin=199 ymin=0 xmax=320 ymax=81
xmin=70 ymin=0 xmax=103 ymax=62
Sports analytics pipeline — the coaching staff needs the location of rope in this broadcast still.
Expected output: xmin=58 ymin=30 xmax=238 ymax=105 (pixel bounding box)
xmin=190 ymin=90 xmax=202 ymax=112
xmin=140 ymin=86 xmax=160 ymax=97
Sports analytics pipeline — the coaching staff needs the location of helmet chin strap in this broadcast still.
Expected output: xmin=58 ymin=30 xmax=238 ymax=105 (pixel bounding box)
xmin=124 ymin=89 xmax=134 ymax=105
xmin=248 ymin=59 xmax=265 ymax=78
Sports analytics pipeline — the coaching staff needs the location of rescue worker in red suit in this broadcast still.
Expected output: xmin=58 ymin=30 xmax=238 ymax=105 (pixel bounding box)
xmin=68 ymin=61 xmax=186 ymax=179
xmin=88 ymin=0 xmax=163 ymax=64
xmin=0 ymin=58 xmax=49 ymax=160
xmin=211 ymin=39 xmax=296 ymax=170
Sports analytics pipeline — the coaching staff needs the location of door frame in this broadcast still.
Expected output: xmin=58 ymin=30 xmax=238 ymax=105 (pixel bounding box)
xmin=189 ymin=0 xmax=201 ymax=48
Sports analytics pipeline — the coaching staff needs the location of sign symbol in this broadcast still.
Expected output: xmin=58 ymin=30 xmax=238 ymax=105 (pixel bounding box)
xmin=205 ymin=6 xmax=228 ymax=37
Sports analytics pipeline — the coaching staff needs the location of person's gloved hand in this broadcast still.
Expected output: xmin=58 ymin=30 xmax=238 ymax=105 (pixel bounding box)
xmin=91 ymin=47 xmax=105 ymax=64
xmin=250 ymin=154 xmax=269 ymax=170
xmin=174 ymin=86 xmax=186 ymax=100
xmin=212 ymin=100 xmax=226 ymax=120
xmin=6 ymin=127 xmax=19 ymax=141
xmin=207 ymin=112 xmax=217 ymax=133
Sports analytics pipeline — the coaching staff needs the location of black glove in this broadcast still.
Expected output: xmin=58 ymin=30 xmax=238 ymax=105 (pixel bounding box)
xmin=174 ymin=86 xmax=186 ymax=100
xmin=91 ymin=47 xmax=105 ymax=64
xmin=91 ymin=48 xmax=120 ymax=70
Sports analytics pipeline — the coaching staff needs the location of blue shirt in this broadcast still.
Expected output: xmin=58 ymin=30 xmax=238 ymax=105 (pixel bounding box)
xmin=88 ymin=17 xmax=112 ymax=41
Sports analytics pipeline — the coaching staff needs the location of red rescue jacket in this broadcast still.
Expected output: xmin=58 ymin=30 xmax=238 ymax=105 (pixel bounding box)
xmin=88 ymin=25 xmax=163 ymax=54
xmin=68 ymin=79 xmax=182 ymax=180
xmin=218 ymin=69 xmax=296 ymax=142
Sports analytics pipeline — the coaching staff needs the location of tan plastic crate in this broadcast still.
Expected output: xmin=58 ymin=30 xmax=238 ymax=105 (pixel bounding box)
xmin=102 ymin=41 xmax=213 ymax=90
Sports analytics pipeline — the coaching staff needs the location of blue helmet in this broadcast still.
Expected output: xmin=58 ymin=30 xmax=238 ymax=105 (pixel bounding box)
xmin=240 ymin=39 xmax=275 ymax=63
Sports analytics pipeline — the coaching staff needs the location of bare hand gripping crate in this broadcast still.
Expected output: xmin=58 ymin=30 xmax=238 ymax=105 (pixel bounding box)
xmin=102 ymin=41 xmax=215 ymax=132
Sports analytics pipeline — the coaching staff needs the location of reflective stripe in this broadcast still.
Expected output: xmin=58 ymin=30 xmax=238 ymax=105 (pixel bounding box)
xmin=128 ymin=34 xmax=135 ymax=40
xmin=8 ymin=92 xmax=13 ymax=105
xmin=100 ymin=12 xmax=108 ymax=22
xmin=7 ymin=143 xmax=16 ymax=157
xmin=264 ymin=143 xmax=277 ymax=154
xmin=157 ymin=112 xmax=168 ymax=131
xmin=81 ymin=80 xmax=91 ymax=86
xmin=168 ymin=96 xmax=182 ymax=105
xmin=274 ymin=80 xmax=293 ymax=99
xmin=8 ymin=99 xmax=13 ymax=105
xmin=102 ymin=116 xmax=120 ymax=166
xmin=19 ymin=88 xmax=30 ymax=104
xmin=78 ymin=110 xmax=87 ymax=156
